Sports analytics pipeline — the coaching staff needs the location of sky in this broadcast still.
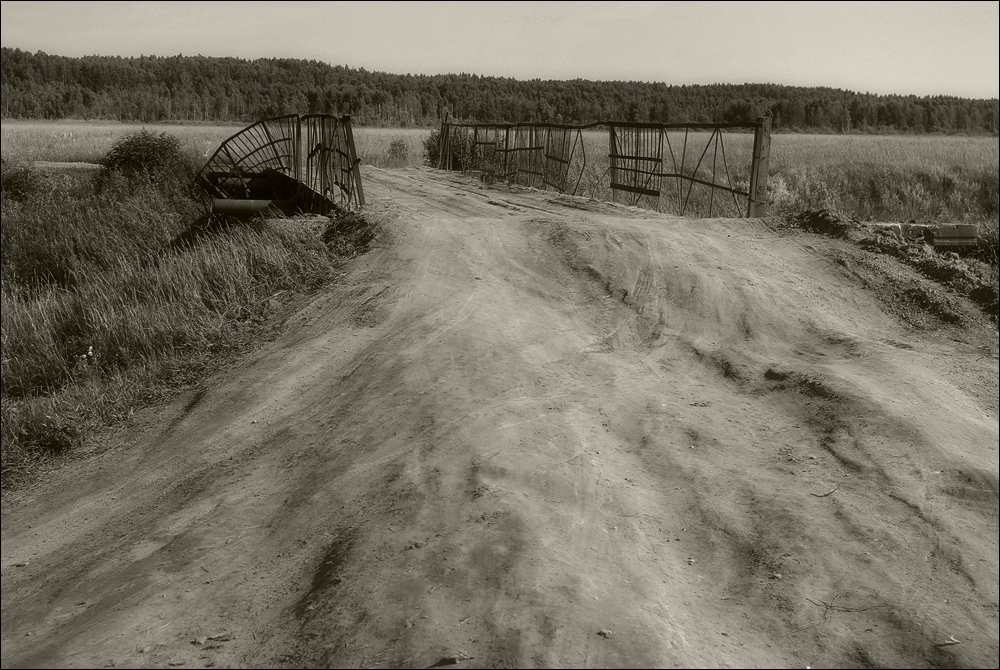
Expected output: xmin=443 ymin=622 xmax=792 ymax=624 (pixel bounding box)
xmin=1 ymin=1 xmax=998 ymax=99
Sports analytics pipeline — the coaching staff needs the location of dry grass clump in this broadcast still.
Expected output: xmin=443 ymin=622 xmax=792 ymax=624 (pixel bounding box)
xmin=0 ymin=132 xmax=359 ymax=488
xmin=768 ymin=136 xmax=999 ymax=273
xmin=353 ymin=128 xmax=430 ymax=168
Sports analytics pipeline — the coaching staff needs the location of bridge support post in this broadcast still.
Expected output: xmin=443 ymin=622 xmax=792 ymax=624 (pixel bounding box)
xmin=343 ymin=115 xmax=365 ymax=207
xmin=748 ymin=116 xmax=771 ymax=217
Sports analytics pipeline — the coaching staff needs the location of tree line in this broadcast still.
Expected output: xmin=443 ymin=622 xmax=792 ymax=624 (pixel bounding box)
xmin=1 ymin=47 xmax=997 ymax=134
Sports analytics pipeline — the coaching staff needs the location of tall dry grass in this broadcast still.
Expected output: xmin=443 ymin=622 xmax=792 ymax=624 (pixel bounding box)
xmin=1 ymin=120 xmax=432 ymax=168
xmin=1 ymin=120 xmax=244 ymax=165
xmin=766 ymin=134 xmax=999 ymax=224
xmin=0 ymin=131 xmax=349 ymax=487
xmin=352 ymin=128 xmax=430 ymax=168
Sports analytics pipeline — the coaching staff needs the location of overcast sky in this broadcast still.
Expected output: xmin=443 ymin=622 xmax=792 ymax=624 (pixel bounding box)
xmin=2 ymin=1 xmax=997 ymax=99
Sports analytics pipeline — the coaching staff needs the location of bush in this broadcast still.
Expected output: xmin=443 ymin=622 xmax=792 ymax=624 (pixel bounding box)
xmin=98 ymin=130 xmax=192 ymax=193
xmin=423 ymin=129 xmax=441 ymax=167
xmin=388 ymin=137 xmax=410 ymax=166
xmin=1 ymin=160 xmax=54 ymax=202
xmin=423 ymin=128 xmax=475 ymax=170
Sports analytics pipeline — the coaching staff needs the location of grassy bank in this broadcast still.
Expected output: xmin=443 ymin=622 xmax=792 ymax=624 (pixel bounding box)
xmin=767 ymin=134 xmax=999 ymax=232
xmin=0 ymin=133 xmax=368 ymax=488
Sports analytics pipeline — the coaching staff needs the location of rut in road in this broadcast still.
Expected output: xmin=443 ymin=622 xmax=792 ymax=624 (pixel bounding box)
xmin=2 ymin=166 xmax=997 ymax=669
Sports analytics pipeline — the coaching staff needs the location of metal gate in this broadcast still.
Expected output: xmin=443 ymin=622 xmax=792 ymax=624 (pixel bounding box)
xmin=437 ymin=118 xmax=771 ymax=217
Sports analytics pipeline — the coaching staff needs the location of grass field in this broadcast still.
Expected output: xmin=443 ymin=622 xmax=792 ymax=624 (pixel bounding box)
xmin=1 ymin=120 xmax=997 ymax=486
xmin=0 ymin=120 xmax=430 ymax=168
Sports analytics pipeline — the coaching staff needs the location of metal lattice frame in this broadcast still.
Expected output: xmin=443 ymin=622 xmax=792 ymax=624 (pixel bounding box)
xmin=609 ymin=125 xmax=665 ymax=209
xmin=506 ymin=124 xmax=545 ymax=188
xmin=543 ymin=126 xmax=583 ymax=194
xmin=197 ymin=115 xmax=299 ymax=200
xmin=302 ymin=114 xmax=365 ymax=210
xmin=197 ymin=114 xmax=364 ymax=214
xmin=437 ymin=118 xmax=770 ymax=217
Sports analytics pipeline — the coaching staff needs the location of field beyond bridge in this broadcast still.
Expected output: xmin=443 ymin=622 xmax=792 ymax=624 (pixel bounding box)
xmin=1 ymin=167 xmax=998 ymax=668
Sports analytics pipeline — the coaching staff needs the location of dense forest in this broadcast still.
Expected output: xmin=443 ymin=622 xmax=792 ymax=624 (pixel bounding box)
xmin=1 ymin=47 xmax=997 ymax=133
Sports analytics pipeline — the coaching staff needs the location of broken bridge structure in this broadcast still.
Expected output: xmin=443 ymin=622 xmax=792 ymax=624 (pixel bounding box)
xmin=196 ymin=114 xmax=365 ymax=216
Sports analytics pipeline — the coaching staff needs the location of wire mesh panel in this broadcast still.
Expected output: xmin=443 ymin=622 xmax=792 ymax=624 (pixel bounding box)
xmin=507 ymin=125 xmax=545 ymax=188
xmin=302 ymin=114 xmax=364 ymax=210
xmin=197 ymin=115 xmax=299 ymax=200
xmin=662 ymin=128 xmax=751 ymax=218
xmin=543 ymin=126 xmax=578 ymax=193
xmin=609 ymin=124 xmax=664 ymax=209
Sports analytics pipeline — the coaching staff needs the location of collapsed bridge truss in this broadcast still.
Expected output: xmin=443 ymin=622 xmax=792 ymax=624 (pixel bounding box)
xmin=196 ymin=114 xmax=365 ymax=215
xmin=437 ymin=118 xmax=771 ymax=218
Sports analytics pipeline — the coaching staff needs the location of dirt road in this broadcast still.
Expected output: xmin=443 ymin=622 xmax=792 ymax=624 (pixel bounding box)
xmin=2 ymin=167 xmax=998 ymax=668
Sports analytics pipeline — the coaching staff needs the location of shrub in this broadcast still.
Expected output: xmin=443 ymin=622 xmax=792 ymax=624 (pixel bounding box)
xmin=423 ymin=128 xmax=475 ymax=170
xmin=388 ymin=137 xmax=410 ymax=166
xmin=1 ymin=160 xmax=54 ymax=202
xmin=423 ymin=129 xmax=442 ymax=167
xmin=98 ymin=129 xmax=193 ymax=193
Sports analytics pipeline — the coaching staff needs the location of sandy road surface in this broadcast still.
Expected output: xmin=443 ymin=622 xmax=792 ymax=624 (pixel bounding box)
xmin=2 ymin=167 xmax=998 ymax=669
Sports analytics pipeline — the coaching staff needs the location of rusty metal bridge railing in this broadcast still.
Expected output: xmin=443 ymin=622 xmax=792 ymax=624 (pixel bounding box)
xmin=437 ymin=118 xmax=771 ymax=218
xmin=197 ymin=114 xmax=365 ymax=216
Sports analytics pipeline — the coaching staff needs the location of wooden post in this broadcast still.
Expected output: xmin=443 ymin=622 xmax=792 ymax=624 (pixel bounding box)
xmin=343 ymin=115 xmax=365 ymax=207
xmin=748 ymin=116 xmax=771 ymax=217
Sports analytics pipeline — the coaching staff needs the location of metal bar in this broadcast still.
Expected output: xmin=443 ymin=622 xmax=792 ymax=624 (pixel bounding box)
xmin=443 ymin=120 xmax=760 ymax=131
xmin=343 ymin=115 xmax=365 ymax=207
xmin=571 ymin=128 xmax=585 ymax=196
xmin=709 ymin=129 xmax=719 ymax=217
xmin=717 ymin=131 xmax=744 ymax=217
xmin=679 ymin=128 xmax=688 ymax=212
xmin=609 ymin=125 xmax=618 ymax=204
xmin=681 ymin=129 xmax=715 ymax=216
xmin=610 ymin=182 xmax=660 ymax=197
xmin=660 ymin=174 xmax=748 ymax=197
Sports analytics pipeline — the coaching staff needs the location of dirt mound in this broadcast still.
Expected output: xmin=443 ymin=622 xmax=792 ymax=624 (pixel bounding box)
xmin=788 ymin=208 xmax=999 ymax=320
xmin=2 ymin=168 xmax=997 ymax=669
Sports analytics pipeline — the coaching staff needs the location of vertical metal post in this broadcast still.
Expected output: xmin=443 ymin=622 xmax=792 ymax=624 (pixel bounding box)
xmin=437 ymin=117 xmax=449 ymax=170
xmin=748 ymin=117 xmax=771 ymax=217
xmin=343 ymin=115 xmax=365 ymax=207
xmin=293 ymin=115 xmax=301 ymax=185
xmin=608 ymin=124 xmax=618 ymax=204
xmin=502 ymin=126 xmax=511 ymax=181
